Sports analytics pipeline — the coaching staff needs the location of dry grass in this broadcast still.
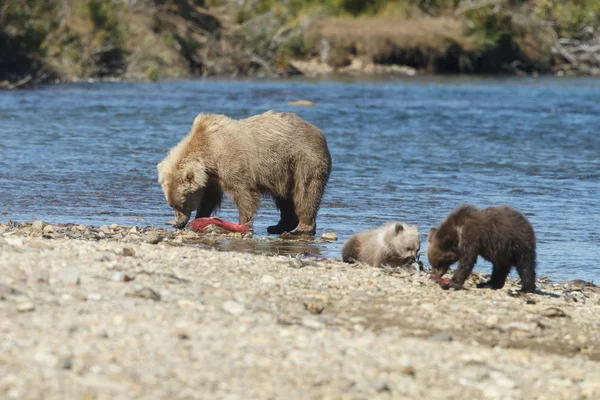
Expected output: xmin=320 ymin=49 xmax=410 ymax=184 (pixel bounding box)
xmin=312 ymin=16 xmax=475 ymax=60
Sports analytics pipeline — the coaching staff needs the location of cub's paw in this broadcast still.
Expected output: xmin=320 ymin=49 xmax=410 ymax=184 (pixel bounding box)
xmin=476 ymin=280 xmax=494 ymax=289
xmin=440 ymin=281 xmax=465 ymax=291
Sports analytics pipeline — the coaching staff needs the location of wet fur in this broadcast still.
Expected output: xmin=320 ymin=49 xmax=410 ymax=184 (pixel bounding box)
xmin=342 ymin=223 xmax=420 ymax=268
xmin=427 ymin=205 xmax=536 ymax=293
xmin=157 ymin=111 xmax=331 ymax=233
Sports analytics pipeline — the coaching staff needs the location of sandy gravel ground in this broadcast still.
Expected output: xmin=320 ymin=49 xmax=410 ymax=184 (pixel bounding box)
xmin=1 ymin=222 xmax=600 ymax=400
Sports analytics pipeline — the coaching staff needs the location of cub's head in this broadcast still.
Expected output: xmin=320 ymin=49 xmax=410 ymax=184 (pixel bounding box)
xmin=427 ymin=227 xmax=459 ymax=278
xmin=387 ymin=223 xmax=420 ymax=265
xmin=157 ymin=157 xmax=206 ymax=229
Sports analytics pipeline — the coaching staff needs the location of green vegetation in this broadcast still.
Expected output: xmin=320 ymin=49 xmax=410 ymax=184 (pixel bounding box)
xmin=1 ymin=0 xmax=599 ymax=85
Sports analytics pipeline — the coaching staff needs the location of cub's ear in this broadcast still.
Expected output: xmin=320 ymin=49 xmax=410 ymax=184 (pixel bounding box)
xmin=428 ymin=227 xmax=437 ymax=242
xmin=441 ymin=235 xmax=457 ymax=250
xmin=394 ymin=223 xmax=404 ymax=234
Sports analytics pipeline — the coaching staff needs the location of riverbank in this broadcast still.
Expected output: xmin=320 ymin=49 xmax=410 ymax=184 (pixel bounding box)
xmin=1 ymin=0 xmax=600 ymax=88
xmin=1 ymin=221 xmax=600 ymax=399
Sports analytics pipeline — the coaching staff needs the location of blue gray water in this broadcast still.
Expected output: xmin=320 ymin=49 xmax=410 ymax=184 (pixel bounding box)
xmin=0 ymin=77 xmax=598 ymax=282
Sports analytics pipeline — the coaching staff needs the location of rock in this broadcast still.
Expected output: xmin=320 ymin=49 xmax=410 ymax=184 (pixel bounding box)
xmin=222 ymin=300 xmax=245 ymax=316
xmin=172 ymin=235 xmax=184 ymax=243
xmin=145 ymin=231 xmax=162 ymax=244
xmin=303 ymin=302 xmax=324 ymax=314
xmin=32 ymin=220 xmax=47 ymax=231
xmin=122 ymin=248 xmax=136 ymax=257
xmin=109 ymin=224 xmax=119 ymax=229
xmin=320 ymin=232 xmax=338 ymax=241
xmin=43 ymin=224 xmax=54 ymax=233
xmin=58 ymin=267 xmax=81 ymax=285
xmin=428 ymin=333 xmax=453 ymax=342
xmin=112 ymin=272 xmax=134 ymax=282
xmin=288 ymin=100 xmax=315 ymax=107
xmin=543 ymin=307 xmax=568 ymax=318
xmin=129 ymin=226 xmax=138 ymax=234
xmin=289 ymin=258 xmax=304 ymax=269
xmin=301 ymin=316 xmax=324 ymax=329
xmin=126 ymin=287 xmax=161 ymax=301
xmin=16 ymin=302 xmax=36 ymax=312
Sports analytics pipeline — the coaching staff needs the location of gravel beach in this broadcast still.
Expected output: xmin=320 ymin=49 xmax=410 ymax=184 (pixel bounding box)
xmin=1 ymin=222 xmax=599 ymax=399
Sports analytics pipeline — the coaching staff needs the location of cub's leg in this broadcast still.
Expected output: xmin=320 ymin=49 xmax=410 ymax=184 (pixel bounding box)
xmin=268 ymin=197 xmax=299 ymax=234
xmin=516 ymin=252 xmax=537 ymax=293
xmin=445 ymin=251 xmax=478 ymax=290
xmin=477 ymin=263 xmax=511 ymax=289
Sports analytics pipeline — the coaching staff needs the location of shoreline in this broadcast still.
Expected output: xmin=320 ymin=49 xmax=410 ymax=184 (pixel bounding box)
xmin=1 ymin=221 xmax=600 ymax=398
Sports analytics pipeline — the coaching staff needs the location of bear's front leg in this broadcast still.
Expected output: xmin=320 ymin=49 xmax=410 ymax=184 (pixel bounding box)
xmin=449 ymin=252 xmax=478 ymax=290
xmin=232 ymin=189 xmax=261 ymax=230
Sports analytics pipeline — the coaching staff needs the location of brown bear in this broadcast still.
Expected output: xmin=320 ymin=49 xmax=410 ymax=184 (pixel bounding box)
xmin=157 ymin=110 xmax=331 ymax=234
xmin=427 ymin=205 xmax=536 ymax=293
xmin=342 ymin=222 xmax=420 ymax=268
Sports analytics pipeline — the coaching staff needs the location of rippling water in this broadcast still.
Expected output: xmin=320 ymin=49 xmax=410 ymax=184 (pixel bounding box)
xmin=1 ymin=77 xmax=598 ymax=282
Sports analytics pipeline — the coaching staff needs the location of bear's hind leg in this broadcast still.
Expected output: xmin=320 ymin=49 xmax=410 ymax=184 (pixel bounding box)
xmin=477 ymin=263 xmax=510 ymax=289
xmin=516 ymin=253 xmax=536 ymax=293
xmin=268 ymin=197 xmax=299 ymax=234
xmin=292 ymin=173 xmax=327 ymax=235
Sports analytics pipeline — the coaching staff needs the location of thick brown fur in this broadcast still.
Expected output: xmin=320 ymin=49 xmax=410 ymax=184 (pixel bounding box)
xmin=157 ymin=110 xmax=331 ymax=233
xmin=342 ymin=223 xmax=420 ymax=268
xmin=427 ymin=205 xmax=536 ymax=293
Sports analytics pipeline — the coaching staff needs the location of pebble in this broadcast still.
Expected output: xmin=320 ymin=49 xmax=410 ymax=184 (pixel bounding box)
xmin=58 ymin=267 xmax=81 ymax=285
xmin=320 ymin=232 xmax=338 ymax=241
xmin=126 ymin=287 xmax=161 ymax=301
xmin=301 ymin=316 xmax=325 ymax=330
xmin=428 ymin=333 xmax=453 ymax=342
xmin=122 ymin=248 xmax=136 ymax=257
xmin=112 ymin=272 xmax=134 ymax=282
xmin=486 ymin=315 xmax=500 ymax=327
xmin=42 ymin=225 xmax=54 ymax=233
xmin=222 ymin=300 xmax=245 ymax=316
xmin=129 ymin=227 xmax=138 ymax=234
xmin=109 ymin=224 xmax=119 ymax=229
xmin=145 ymin=231 xmax=162 ymax=244
xmin=87 ymin=292 xmax=103 ymax=301
xmin=100 ymin=225 xmax=111 ymax=233
xmin=16 ymin=302 xmax=36 ymax=312
xmin=260 ymin=275 xmax=278 ymax=285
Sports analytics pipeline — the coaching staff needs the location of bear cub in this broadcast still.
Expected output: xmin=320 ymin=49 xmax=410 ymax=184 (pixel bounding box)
xmin=342 ymin=222 xmax=420 ymax=268
xmin=427 ymin=205 xmax=536 ymax=293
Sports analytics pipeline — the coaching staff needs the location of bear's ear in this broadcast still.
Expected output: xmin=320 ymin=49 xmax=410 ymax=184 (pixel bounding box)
xmin=428 ymin=228 xmax=437 ymax=242
xmin=394 ymin=223 xmax=404 ymax=234
xmin=180 ymin=159 xmax=207 ymax=191
xmin=441 ymin=235 xmax=457 ymax=250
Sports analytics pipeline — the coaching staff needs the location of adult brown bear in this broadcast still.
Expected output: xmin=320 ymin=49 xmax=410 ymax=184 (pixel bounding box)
xmin=157 ymin=110 xmax=331 ymax=234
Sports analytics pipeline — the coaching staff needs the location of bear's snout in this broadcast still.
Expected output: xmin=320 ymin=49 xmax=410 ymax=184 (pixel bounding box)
xmin=174 ymin=221 xmax=187 ymax=229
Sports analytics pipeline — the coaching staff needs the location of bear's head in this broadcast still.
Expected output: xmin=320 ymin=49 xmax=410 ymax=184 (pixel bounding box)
xmin=386 ymin=223 xmax=420 ymax=266
xmin=157 ymin=156 xmax=207 ymax=229
xmin=427 ymin=227 xmax=459 ymax=278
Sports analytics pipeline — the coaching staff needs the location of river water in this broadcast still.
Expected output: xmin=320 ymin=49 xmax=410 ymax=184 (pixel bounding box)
xmin=0 ymin=77 xmax=598 ymax=282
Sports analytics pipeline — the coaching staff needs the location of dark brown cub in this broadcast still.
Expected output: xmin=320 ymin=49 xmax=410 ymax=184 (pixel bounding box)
xmin=427 ymin=205 xmax=536 ymax=293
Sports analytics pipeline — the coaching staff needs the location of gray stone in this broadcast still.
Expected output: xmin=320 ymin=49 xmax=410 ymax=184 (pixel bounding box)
xmin=301 ymin=316 xmax=325 ymax=330
xmin=58 ymin=267 xmax=81 ymax=285
xmin=16 ymin=302 xmax=36 ymax=312
xmin=320 ymin=232 xmax=338 ymax=241
xmin=145 ymin=232 xmax=162 ymax=244
xmin=222 ymin=300 xmax=245 ymax=316
xmin=428 ymin=333 xmax=453 ymax=342
xmin=32 ymin=220 xmax=47 ymax=231
xmin=112 ymin=272 xmax=134 ymax=282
